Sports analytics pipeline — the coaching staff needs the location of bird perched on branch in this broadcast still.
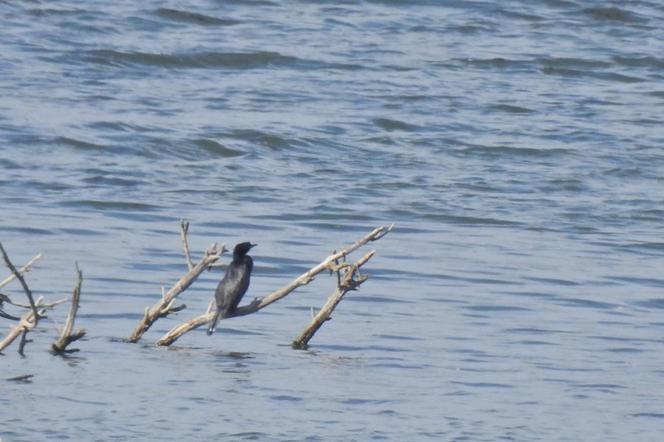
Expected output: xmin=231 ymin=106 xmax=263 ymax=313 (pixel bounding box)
xmin=207 ymin=242 xmax=256 ymax=335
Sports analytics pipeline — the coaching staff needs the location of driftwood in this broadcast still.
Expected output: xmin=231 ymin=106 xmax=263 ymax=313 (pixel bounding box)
xmin=156 ymin=224 xmax=393 ymax=346
xmin=291 ymin=251 xmax=374 ymax=349
xmin=51 ymin=263 xmax=86 ymax=354
xmin=127 ymin=220 xmax=226 ymax=342
xmin=0 ymin=252 xmax=42 ymax=290
xmin=0 ymin=296 xmax=67 ymax=356
xmin=0 ymin=243 xmax=40 ymax=324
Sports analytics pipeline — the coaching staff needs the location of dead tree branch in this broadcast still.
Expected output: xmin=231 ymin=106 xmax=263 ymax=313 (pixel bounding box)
xmin=180 ymin=219 xmax=194 ymax=271
xmin=1 ymin=295 xmax=67 ymax=310
xmin=52 ymin=263 xmax=86 ymax=354
xmin=0 ymin=296 xmax=66 ymax=355
xmin=128 ymin=235 xmax=226 ymax=343
xmin=0 ymin=252 xmax=42 ymax=290
xmin=292 ymin=251 xmax=374 ymax=349
xmin=156 ymin=224 xmax=393 ymax=346
xmin=0 ymin=243 xmax=40 ymax=325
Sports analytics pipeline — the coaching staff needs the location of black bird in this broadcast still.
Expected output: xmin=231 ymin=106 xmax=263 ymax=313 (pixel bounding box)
xmin=207 ymin=241 xmax=256 ymax=335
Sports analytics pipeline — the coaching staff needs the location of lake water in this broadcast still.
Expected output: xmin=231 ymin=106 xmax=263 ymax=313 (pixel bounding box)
xmin=1 ymin=0 xmax=664 ymax=440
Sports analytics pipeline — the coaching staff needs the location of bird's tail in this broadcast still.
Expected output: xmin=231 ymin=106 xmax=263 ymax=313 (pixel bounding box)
xmin=207 ymin=309 xmax=221 ymax=336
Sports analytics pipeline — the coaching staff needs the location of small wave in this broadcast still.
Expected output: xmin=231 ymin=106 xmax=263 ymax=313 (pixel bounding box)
xmin=461 ymin=144 xmax=572 ymax=159
xmin=488 ymin=104 xmax=534 ymax=114
xmin=538 ymin=57 xmax=612 ymax=70
xmin=632 ymin=413 xmax=664 ymax=419
xmin=26 ymin=8 xmax=82 ymax=17
xmin=53 ymin=136 xmax=104 ymax=151
xmin=61 ymin=199 xmax=160 ymax=211
xmin=58 ymin=227 xmax=104 ymax=236
xmin=608 ymin=276 xmax=664 ymax=288
xmin=191 ymin=138 xmax=244 ymax=157
xmin=84 ymin=49 xmax=300 ymax=69
xmin=465 ymin=304 xmax=531 ymax=312
xmin=450 ymin=381 xmax=514 ymax=389
xmin=423 ymin=212 xmax=520 ymax=226
xmin=574 ymin=383 xmax=626 ymax=392
xmin=82 ymin=175 xmax=145 ymax=187
xmin=523 ymin=277 xmax=579 ymax=286
xmin=223 ymin=129 xmax=304 ymax=150
xmin=270 ymin=395 xmax=303 ymax=402
xmin=153 ymin=8 xmax=241 ymax=26
xmin=372 ymin=117 xmax=421 ymax=132
xmin=633 ymin=298 xmax=664 ymax=310
xmin=612 ymin=55 xmax=664 ymax=69
xmin=553 ymin=297 xmax=620 ymax=310
xmin=583 ymin=7 xmax=647 ymax=24
xmin=540 ymin=66 xmax=644 ymax=83
xmin=458 ymin=57 xmax=531 ymax=71
xmin=374 ymin=334 xmax=423 ymax=341
xmin=0 ymin=158 xmax=22 ymax=169
xmin=2 ymin=226 xmax=54 ymax=235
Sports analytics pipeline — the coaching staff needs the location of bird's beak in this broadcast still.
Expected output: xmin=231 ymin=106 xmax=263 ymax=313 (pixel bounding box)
xmin=250 ymin=243 xmax=257 ymax=248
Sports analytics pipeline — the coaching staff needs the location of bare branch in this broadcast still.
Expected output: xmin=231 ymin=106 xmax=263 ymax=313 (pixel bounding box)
xmin=128 ymin=241 xmax=226 ymax=342
xmin=0 ymin=252 xmax=42 ymax=290
xmin=0 ymin=243 xmax=40 ymax=326
xmin=156 ymin=225 xmax=393 ymax=346
xmin=2 ymin=296 xmax=67 ymax=310
xmin=292 ymin=251 xmax=374 ymax=349
xmin=180 ymin=219 xmax=194 ymax=271
xmin=52 ymin=263 xmax=86 ymax=354
xmin=0 ymin=297 xmax=60 ymax=355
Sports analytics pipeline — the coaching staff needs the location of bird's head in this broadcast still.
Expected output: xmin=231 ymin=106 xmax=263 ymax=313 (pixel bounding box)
xmin=233 ymin=241 xmax=256 ymax=257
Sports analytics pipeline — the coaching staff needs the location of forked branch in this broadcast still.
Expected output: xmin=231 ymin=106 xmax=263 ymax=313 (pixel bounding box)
xmin=128 ymin=222 xmax=226 ymax=342
xmin=0 ymin=252 xmax=42 ymax=290
xmin=291 ymin=251 xmax=374 ymax=349
xmin=0 ymin=296 xmax=67 ymax=355
xmin=52 ymin=263 xmax=86 ymax=354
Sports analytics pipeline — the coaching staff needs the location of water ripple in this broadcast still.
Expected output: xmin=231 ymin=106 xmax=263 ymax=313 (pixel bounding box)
xmin=152 ymin=8 xmax=241 ymax=26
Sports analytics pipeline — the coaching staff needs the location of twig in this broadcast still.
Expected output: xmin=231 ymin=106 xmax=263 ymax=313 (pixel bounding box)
xmin=1 ymin=296 xmax=67 ymax=310
xmin=128 ymin=241 xmax=226 ymax=343
xmin=291 ymin=251 xmax=374 ymax=349
xmin=52 ymin=263 xmax=86 ymax=354
xmin=156 ymin=224 xmax=393 ymax=346
xmin=0 ymin=252 xmax=42 ymax=289
xmin=0 ymin=243 xmax=40 ymax=326
xmin=180 ymin=219 xmax=194 ymax=271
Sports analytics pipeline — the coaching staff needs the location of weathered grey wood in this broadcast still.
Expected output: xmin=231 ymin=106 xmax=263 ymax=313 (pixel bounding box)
xmin=291 ymin=251 xmax=374 ymax=349
xmin=180 ymin=219 xmax=194 ymax=271
xmin=128 ymin=222 xmax=227 ymax=343
xmin=0 ymin=252 xmax=42 ymax=290
xmin=0 ymin=296 xmax=66 ymax=355
xmin=155 ymin=224 xmax=392 ymax=346
xmin=52 ymin=263 xmax=86 ymax=354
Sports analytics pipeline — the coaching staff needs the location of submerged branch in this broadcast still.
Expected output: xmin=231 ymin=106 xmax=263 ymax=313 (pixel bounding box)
xmin=0 ymin=296 xmax=65 ymax=355
xmin=291 ymin=251 xmax=374 ymax=349
xmin=52 ymin=263 xmax=86 ymax=354
xmin=128 ymin=225 xmax=227 ymax=343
